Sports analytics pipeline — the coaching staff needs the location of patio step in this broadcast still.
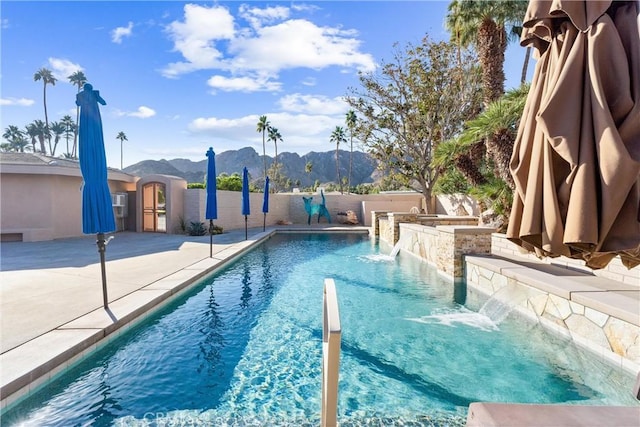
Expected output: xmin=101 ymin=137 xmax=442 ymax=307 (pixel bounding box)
xmin=466 ymin=403 xmax=640 ymax=427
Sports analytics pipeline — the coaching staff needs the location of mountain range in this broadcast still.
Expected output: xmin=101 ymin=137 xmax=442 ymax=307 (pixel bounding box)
xmin=123 ymin=147 xmax=381 ymax=187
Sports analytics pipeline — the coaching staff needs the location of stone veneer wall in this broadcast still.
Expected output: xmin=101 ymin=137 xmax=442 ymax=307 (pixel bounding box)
xmin=376 ymin=218 xmax=638 ymax=373
xmin=374 ymin=211 xmax=480 ymax=246
xmin=393 ymin=223 xmax=495 ymax=280
xmin=465 ymin=259 xmax=640 ymax=373
xmin=491 ymin=233 xmax=640 ymax=287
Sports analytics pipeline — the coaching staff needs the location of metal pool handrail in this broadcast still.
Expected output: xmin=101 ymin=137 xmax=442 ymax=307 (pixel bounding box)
xmin=322 ymin=278 xmax=341 ymax=427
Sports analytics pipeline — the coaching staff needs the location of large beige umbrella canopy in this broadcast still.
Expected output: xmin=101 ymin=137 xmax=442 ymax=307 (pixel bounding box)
xmin=507 ymin=0 xmax=640 ymax=269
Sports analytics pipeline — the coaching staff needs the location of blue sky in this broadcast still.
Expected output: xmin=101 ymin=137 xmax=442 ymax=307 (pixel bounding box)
xmin=1 ymin=1 xmax=532 ymax=168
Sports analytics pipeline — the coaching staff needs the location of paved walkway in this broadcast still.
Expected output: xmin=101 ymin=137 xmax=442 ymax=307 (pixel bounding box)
xmin=0 ymin=228 xmax=277 ymax=407
xmin=0 ymin=229 xmax=278 ymax=352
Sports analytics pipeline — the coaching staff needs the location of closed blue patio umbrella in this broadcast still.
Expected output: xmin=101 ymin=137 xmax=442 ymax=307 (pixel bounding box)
xmin=205 ymin=148 xmax=218 ymax=258
xmin=262 ymin=176 xmax=270 ymax=232
xmin=242 ymin=167 xmax=250 ymax=240
xmin=77 ymin=83 xmax=116 ymax=309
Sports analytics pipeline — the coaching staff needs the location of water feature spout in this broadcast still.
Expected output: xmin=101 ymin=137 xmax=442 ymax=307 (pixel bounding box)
xmin=389 ymin=241 xmax=402 ymax=257
xmin=389 ymin=235 xmax=408 ymax=257
xmin=479 ymin=284 xmax=531 ymax=325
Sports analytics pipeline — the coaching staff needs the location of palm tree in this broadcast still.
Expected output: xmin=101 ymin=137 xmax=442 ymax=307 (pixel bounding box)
xmin=458 ymin=84 xmax=528 ymax=189
xmin=31 ymin=120 xmax=49 ymax=154
xmin=256 ymin=115 xmax=270 ymax=181
xmin=268 ymin=126 xmax=282 ymax=189
xmin=24 ymin=123 xmax=39 ymax=153
xmin=60 ymin=115 xmax=76 ymax=157
xmin=445 ymin=0 xmax=527 ymax=194
xmin=445 ymin=0 xmax=527 ymax=106
xmin=345 ymin=110 xmax=357 ymax=193
xmin=68 ymin=71 xmax=87 ymax=158
xmin=49 ymin=121 xmax=66 ymax=156
xmin=330 ymin=126 xmax=346 ymax=194
xmin=2 ymin=125 xmax=30 ymax=152
xmin=116 ymin=131 xmax=128 ymax=169
xmin=33 ymin=67 xmax=57 ymax=151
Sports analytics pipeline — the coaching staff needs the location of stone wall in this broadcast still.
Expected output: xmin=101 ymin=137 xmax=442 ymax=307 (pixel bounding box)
xmin=491 ymin=234 xmax=639 ymax=287
xmin=465 ymin=256 xmax=640 ymax=373
xmin=395 ymin=223 xmax=495 ymax=280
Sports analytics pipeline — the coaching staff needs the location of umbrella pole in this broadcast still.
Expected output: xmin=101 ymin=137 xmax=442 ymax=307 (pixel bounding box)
xmin=263 ymin=213 xmax=266 ymax=232
xmin=97 ymin=232 xmax=108 ymax=309
xmin=209 ymin=219 xmax=213 ymax=258
xmin=245 ymin=215 xmax=248 ymax=240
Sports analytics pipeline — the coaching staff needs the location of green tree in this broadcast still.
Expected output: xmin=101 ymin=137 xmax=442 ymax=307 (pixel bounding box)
xmin=49 ymin=121 xmax=66 ymax=156
xmin=445 ymin=0 xmax=527 ymax=192
xmin=116 ymin=131 xmax=128 ymax=169
xmin=435 ymin=84 xmax=529 ymax=221
xmin=33 ymin=67 xmax=57 ymax=152
xmin=68 ymin=71 xmax=87 ymax=157
xmin=256 ymin=115 xmax=270 ymax=181
xmin=330 ymin=126 xmax=346 ymax=194
xmin=217 ymin=172 xmax=243 ymax=191
xmin=268 ymin=126 xmax=282 ymax=190
xmin=346 ymin=36 xmax=482 ymax=211
xmin=2 ymin=125 xmax=30 ymax=152
xmin=305 ymin=161 xmax=313 ymax=174
xmin=445 ymin=0 xmax=527 ymax=106
xmin=345 ymin=109 xmax=357 ymax=192
xmin=30 ymin=120 xmax=49 ymax=154
xmin=60 ymin=115 xmax=76 ymax=157
xmin=24 ymin=123 xmax=39 ymax=153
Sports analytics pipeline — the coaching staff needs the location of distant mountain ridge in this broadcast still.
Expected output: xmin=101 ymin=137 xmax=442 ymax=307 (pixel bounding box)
xmin=124 ymin=147 xmax=380 ymax=187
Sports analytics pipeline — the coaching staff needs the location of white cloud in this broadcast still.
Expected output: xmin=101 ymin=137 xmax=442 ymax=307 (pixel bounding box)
xmin=161 ymin=4 xmax=376 ymax=84
xmin=130 ymin=106 xmax=156 ymax=118
xmin=291 ymin=4 xmax=320 ymax=14
xmin=301 ymin=77 xmax=317 ymax=87
xmin=1 ymin=18 xmax=9 ymax=29
xmin=111 ymin=21 xmax=134 ymax=44
xmin=48 ymin=58 xmax=83 ymax=82
xmin=188 ymin=111 xmax=346 ymax=153
xmin=239 ymin=4 xmax=290 ymax=29
xmin=230 ymin=19 xmax=375 ymax=74
xmin=114 ymin=106 xmax=156 ymax=118
xmin=162 ymin=4 xmax=235 ymax=77
xmin=0 ymin=97 xmax=35 ymax=106
xmin=278 ymin=93 xmax=348 ymax=115
xmin=207 ymin=75 xmax=281 ymax=93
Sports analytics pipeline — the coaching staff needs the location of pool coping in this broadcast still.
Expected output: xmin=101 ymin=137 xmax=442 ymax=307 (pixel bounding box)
xmin=0 ymin=226 xmax=369 ymax=411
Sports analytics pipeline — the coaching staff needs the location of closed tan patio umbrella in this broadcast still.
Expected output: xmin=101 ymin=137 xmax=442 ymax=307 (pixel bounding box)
xmin=507 ymin=0 xmax=640 ymax=269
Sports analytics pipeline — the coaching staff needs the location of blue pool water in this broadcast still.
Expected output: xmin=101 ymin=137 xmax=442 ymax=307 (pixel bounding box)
xmin=3 ymin=234 xmax=638 ymax=426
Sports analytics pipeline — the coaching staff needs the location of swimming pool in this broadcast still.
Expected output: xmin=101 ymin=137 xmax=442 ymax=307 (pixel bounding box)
xmin=3 ymin=233 xmax=638 ymax=426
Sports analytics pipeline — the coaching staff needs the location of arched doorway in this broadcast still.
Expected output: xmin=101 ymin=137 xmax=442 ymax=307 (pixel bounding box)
xmin=142 ymin=182 xmax=166 ymax=232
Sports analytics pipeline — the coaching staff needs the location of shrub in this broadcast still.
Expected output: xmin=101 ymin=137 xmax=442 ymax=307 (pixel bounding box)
xmin=208 ymin=223 xmax=224 ymax=235
xmin=188 ymin=221 xmax=206 ymax=236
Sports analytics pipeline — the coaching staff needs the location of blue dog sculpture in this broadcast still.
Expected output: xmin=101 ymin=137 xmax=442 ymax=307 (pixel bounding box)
xmin=303 ymin=190 xmax=331 ymax=225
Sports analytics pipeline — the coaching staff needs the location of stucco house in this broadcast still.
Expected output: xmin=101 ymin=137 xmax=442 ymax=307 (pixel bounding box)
xmin=0 ymin=153 xmax=137 ymax=242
